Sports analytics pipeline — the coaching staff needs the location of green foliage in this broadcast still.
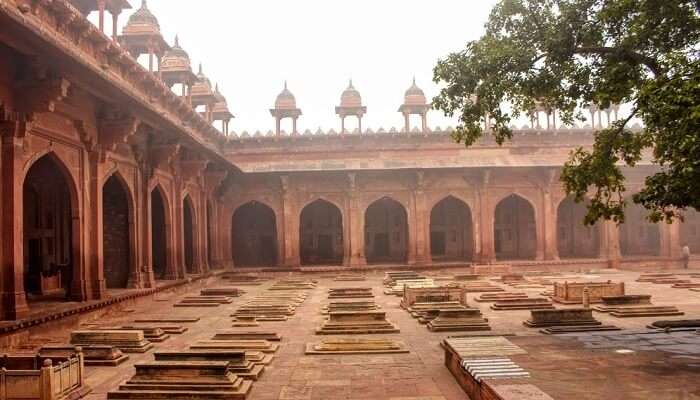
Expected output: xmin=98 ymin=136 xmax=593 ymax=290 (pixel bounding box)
xmin=433 ymin=0 xmax=700 ymax=224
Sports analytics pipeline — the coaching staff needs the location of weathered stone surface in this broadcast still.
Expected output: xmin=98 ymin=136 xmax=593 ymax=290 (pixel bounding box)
xmin=552 ymin=281 xmax=625 ymax=304
xmin=213 ymin=331 xmax=281 ymax=341
xmin=40 ymin=345 xmax=129 ymax=366
xmin=70 ymin=330 xmax=154 ymax=353
xmin=490 ymin=298 xmax=555 ymax=311
xmin=305 ymin=338 xmax=409 ymax=354
xmin=317 ymin=311 xmax=399 ymax=334
xmin=427 ymin=309 xmax=491 ymax=332
xmin=524 ymin=309 xmax=601 ymax=327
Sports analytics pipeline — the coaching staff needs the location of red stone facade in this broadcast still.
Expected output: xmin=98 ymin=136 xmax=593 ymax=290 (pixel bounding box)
xmin=0 ymin=0 xmax=697 ymax=323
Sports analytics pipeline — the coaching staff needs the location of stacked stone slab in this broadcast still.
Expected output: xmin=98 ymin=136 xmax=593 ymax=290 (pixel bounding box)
xmin=384 ymin=271 xmax=422 ymax=285
xmin=334 ymin=274 xmax=366 ymax=281
xmin=40 ymin=344 xmax=129 ymax=366
xmin=154 ymin=350 xmax=264 ymax=380
xmin=222 ymin=274 xmax=268 ymax=285
xmin=671 ymin=282 xmax=700 ymax=289
xmin=305 ymin=338 xmax=409 ymax=355
xmin=317 ymin=311 xmax=399 ymax=334
xmin=231 ymin=292 xmax=307 ymax=321
xmin=201 ymin=287 xmax=245 ymax=296
xmin=328 ymin=287 xmax=373 ymax=298
xmin=408 ymin=302 xmax=467 ymax=322
xmin=474 ymin=292 xmax=528 ymax=302
xmin=212 ymin=331 xmax=281 ymax=341
xmin=269 ymin=279 xmax=317 ymax=290
xmin=594 ymin=295 xmax=684 ymax=317
xmin=401 ymin=286 xmax=465 ymax=309
xmin=427 ymin=309 xmax=491 ymax=332
xmin=107 ymin=361 xmax=252 ymax=399
xmin=174 ymin=295 xmax=234 ymax=307
xmin=135 ymin=317 xmax=200 ymax=323
xmin=551 ymin=281 xmax=625 ymax=304
xmin=82 ymin=326 xmax=170 ymax=342
xmin=121 ymin=324 xmax=187 ymax=334
xmin=71 ymin=330 xmax=154 ymax=353
xmin=523 ymin=309 xmax=602 ymax=327
xmin=460 ymin=282 xmax=506 ymax=293
xmin=191 ymin=340 xmax=279 ymax=353
xmin=636 ymin=273 xmax=675 ymax=283
xmin=385 ymin=278 xmax=436 ymax=296
xmin=454 ymin=274 xmax=480 ymax=281
xmin=323 ymin=300 xmax=379 ymax=314
xmin=490 ymin=298 xmax=555 ymax=311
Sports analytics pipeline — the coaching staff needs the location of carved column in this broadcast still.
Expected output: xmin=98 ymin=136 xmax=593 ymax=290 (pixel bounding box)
xmin=477 ymin=170 xmax=495 ymax=263
xmin=542 ymin=170 xmax=559 ymax=260
xmin=346 ymin=173 xmax=366 ymax=267
xmin=413 ymin=172 xmax=429 ymax=265
xmin=280 ymin=176 xmax=300 ymax=267
xmin=86 ymin=148 xmax=107 ymax=299
xmin=0 ymin=119 xmax=30 ymax=320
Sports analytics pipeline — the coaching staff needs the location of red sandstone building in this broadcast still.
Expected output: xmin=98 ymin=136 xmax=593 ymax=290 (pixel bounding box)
xmin=0 ymin=0 xmax=697 ymax=322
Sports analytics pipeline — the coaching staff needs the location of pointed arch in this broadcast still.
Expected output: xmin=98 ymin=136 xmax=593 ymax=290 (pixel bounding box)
xmin=231 ymin=201 xmax=278 ymax=267
xmin=299 ymin=199 xmax=344 ymax=266
xmin=494 ymin=194 xmax=536 ymax=260
xmin=364 ymin=197 xmax=408 ymax=264
xmin=556 ymin=196 xmax=601 ymax=258
xmin=102 ymin=171 xmax=136 ymax=288
xmin=620 ymin=199 xmax=661 ymax=257
xmin=22 ymin=152 xmax=80 ymax=301
xmin=430 ymin=196 xmax=474 ymax=261
xmin=150 ymin=184 xmax=171 ymax=280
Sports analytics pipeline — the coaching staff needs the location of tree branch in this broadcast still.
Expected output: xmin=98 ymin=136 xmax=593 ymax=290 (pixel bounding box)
xmin=575 ymin=46 xmax=662 ymax=76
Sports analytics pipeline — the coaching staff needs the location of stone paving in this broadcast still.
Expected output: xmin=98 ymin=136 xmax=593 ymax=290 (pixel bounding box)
xmin=8 ymin=268 xmax=700 ymax=399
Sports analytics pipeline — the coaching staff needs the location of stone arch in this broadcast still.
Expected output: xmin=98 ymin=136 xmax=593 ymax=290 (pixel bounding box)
xmin=620 ymin=199 xmax=661 ymax=257
xmin=150 ymin=184 xmax=171 ymax=280
xmin=556 ymin=196 xmax=601 ymax=259
xmin=430 ymin=196 xmax=474 ymax=262
xmin=364 ymin=197 xmax=408 ymax=264
xmin=299 ymin=199 xmax=344 ymax=266
xmin=182 ymin=194 xmax=197 ymax=274
xmin=102 ymin=171 xmax=136 ymax=288
xmin=680 ymin=208 xmax=700 ymax=254
xmin=231 ymin=201 xmax=278 ymax=267
xmin=494 ymin=193 xmax=536 ymax=260
xmin=22 ymin=152 xmax=81 ymax=301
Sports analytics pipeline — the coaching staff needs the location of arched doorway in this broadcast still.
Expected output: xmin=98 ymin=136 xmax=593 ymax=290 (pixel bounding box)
xmin=557 ymin=196 xmax=600 ymax=258
xmin=102 ymin=174 xmax=133 ymax=289
xmin=300 ymin=200 xmax=344 ymax=265
xmin=620 ymin=200 xmax=661 ymax=257
xmin=681 ymin=209 xmax=700 ymax=253
xmin=430 ymin=196 xmax=474 ymax=261
xmin=494 ymin=194 xmax=536 ymax=260
xmin=231 ymin=202 xmax=278 ymax=267
xmin=22 ymin=154 xmax=77 ymax=300
xmin=183 ymin=196 xmax=196 ymax=274
xmin=365 ymin=197 xmax=408 ymax=264
xmin=151 ymin=187 xmax=169 ymax=280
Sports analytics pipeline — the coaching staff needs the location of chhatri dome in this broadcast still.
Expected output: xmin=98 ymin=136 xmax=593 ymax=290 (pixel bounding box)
xmin=404 ymin=77 xmax=427 ymax=106
xmin=160 ymin=35 xmax=191 ymax=73
xmin=340 ymin=80 xmax=362 ymax=108
xmin=123 ymin=0 xmax=160 ymax=34
xmin=191 ymin=64 xmax=214 ymax=98
xmin=275 ymin=81 xmax=297 ymax=110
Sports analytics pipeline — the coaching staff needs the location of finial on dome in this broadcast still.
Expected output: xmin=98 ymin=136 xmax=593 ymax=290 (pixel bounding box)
xmin=412 ymin=76 xmax=416 ymax=85
xmin=284 ymin=80 xmax=288 ymax=90
xmin=348 ymin=79 xmax=354 ymax=88
xmin=174 ymin=34 xmax=179 ymax=46
xmin=141 ymin=0 xmax=148 ymax=8
xmin=198 ymin=63 xmax=203 ymax=75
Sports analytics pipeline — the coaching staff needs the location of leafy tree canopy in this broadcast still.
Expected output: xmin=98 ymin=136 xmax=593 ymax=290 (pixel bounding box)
xmin=433 ymin=0 xmax=700 ymax=224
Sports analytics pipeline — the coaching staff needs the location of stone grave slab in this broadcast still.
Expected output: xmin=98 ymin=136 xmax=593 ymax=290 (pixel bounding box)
xmin=201 ymin=287 xmax=244 ymax=296
xmin=524 ymin=309 xmax=601 ymax=327
xmin=71 ymin=330 xmax=153 ymax=353
xmin=40 ymin=344 xmax=129 ymax=366
xmin=552 ymin=281 xmax=625 ymax=304
xmin=154 ymin=350 xmax=264 ymax=380
xmin=317 ymin=311 xmax=399 ymax=334
xmin=134 ymin=317 xmax=200 ymax=323
xmin=212 ymin=331 xmax=281 ymax=341
xmin=191 ymin=340 xmax=279 ymax=353
xmin=305 ymin=338 xmax=409 ymax=355
xmin=490 ymin=298 xmax=555 ymax=311
xmin=427 ymin=309 xmax=491 ymax=332
xmin=328 ymin=287 xmax=374 ymax=298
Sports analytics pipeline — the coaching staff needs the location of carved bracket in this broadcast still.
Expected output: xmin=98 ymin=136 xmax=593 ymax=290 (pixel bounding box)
xmin=15 ymin=77 xmax=70 ymax=116
xmin=204 ymin=170 xmax=228 ymax=194
xmin=99 ymin=115 xmax=141 ymax=155
xmin=181 ymin=159 xmax=210 ymax=183
xmin=150 ymin=143 xmax=181 ymax=171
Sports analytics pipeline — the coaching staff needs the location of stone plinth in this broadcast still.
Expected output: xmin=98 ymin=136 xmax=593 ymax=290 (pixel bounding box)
xmin=328 ymin=288 xmax=373 ymax=298
xmin=317 ymin=311 xmax=399 ymax=334
xmin=475 ymin=293 xmax=528 ymax=302
xmin=524 ymin=309 xmax=601 ymax=327
xmin=401 ymin=286 xmax=466 ymax=309
xmin=552 ymin=281 xmax=624 ymax=304
xmin=153 ymin=350 xmax=264 ymax=380
xmin=305 ymin=338 xmax=409 ymax=355
xmin=201 ymin=287 xmax=244 ymax=296
xmin=491 ymin=298 xmax=555 ymax=311
xmin=70 ymin=330 xmax=153 ymax=353
xmin=323 ymin=301 xmax=379 ymax=314
xmin=40 ymin=345 xmax=128 ymax=366
xmin=0 ymin=352 xmax=91 ymax=400
xmin=212 ymin=331 xmax=281 ymax=341
xmin=191 ymin=340 xmax=279 ymax=353
xmin=472 ymin=264 xmax=512 ymax=275
xmin=427 ymin=309 xmax=491 ymax=332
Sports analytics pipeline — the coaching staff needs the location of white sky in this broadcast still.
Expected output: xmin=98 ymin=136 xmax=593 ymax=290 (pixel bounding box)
xmin=102 ymin=0 xmax=500 ymax=134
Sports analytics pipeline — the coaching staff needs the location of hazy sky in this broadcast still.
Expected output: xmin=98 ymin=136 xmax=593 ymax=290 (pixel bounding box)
xmin=106 ymin=0 xmax=500 ymax=134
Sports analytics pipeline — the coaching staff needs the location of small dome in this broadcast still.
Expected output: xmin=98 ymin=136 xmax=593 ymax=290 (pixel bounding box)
xmin=161 ymin=35 xmax=191 ymax=72
xmin=191 ymin=64 xmax=214 ymax=97
xmin=124 ymin=0 xmax=160 ymax=33
xmin=340 ymin=80 xmax=362 ymax=108
xmin=404 ymin=77 xmax=426 ymax=106
xmin=275 ymin=81 xmax=297 ymax=110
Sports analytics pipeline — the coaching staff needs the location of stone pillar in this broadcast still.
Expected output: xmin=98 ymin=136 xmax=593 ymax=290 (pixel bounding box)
xmin=477 ymin=172 xmax=496 ymax=263
xmin=542 ymin=188 xmax=558 ymax=260
xmin=665 ymin=220 xmax=681 ymax=259
xmin=135 ymin=159 xmax=153 ymax=288
xmin=111 ymin=11 xmax=120 ymax=40
xmin=281 ymin=176 xmax=300 ymax=267
xmin=172 ymin=181 xmax=184 ymax=279
xmin=421 ymin=113 xmax=428 ymax=133
xmin=403 ymin=113 xmax=410 ymax=133
xmin=601 ymin=220 xmax=621 ymax=268
xmin=0 ymin=126 xmax=30 ymax=320
xmin=346 ymin=173 xmax=366 ymax=267
xmin=413 ymin=173 xmax=429 ymax=265
xmin=98 ymin=0 xmax=106 ymax=32
xmin=87 ymin=150 xmax=106 ymax=299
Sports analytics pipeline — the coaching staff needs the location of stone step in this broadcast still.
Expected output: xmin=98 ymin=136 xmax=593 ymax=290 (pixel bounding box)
xmin=540 ymin=325 xmax=621 ymax=334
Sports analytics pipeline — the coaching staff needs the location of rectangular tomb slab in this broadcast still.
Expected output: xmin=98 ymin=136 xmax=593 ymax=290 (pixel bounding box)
xmin=524 ymin=309 xmax=601 ymax=327
xmin=134 ymin=317 xmax=200 ymax=323
xmin=71 ymin=330 xmax=154 ymax=353
xmin=213 ymin=331 xmax=281 ymax=341
xmin=191 ymin=340 xmax=279 ymax=353
xmin=40 ymin=345 xmax=129 ymax=366
xmin=305 ymin=338 xmax=410 ymax=355
xmin=552 ymin=281 xmax=625 ymax=304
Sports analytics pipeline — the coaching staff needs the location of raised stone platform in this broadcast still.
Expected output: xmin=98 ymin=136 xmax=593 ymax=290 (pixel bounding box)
xmin=154 ymin=350 xmax=264 ymax=380
xmin=191 ymin=340 xmax=279 ymax=353
xmin=107 ymin=361 xmax=252 ymax=400
xmin=490 ymin=298 xmax=555 ymax=311
xmin=212 ymin=331 xmax=282 ymax=341
xmin=524 ymin=309 xmax=601 ymax=328
xmin=427 ymin=309 xmax=491 ymax=332
xmin=322 ymin=300 xmax=379 ymax=314
xmin=401 ymin=286 xmax=465 ymax=309
xmin=474 ymin=292 xmax=528 ymax=303
xmin=40 ymin=344 xmax=129 ymax=366
xmin=552 ymin=281 xmax=625 ymax=304
xmin=71 ymin=330 xmax=154 ymax=353
xmin=649 ymin=320 xmax=700 ymax=329
xmin=305 ymin=338 xmax=409 ymax=355
xmin=316 ymin=311 xmax=399 ymax=334
xmin=540 ymin=325 xmax=621 ymax=334
xmin=201 ymin=287 xmax=245 ymax=297
xmin=327 ymin=287 xmax=373 ymax=298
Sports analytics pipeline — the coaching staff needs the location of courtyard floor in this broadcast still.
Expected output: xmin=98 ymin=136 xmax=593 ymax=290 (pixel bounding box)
xmin=9 ymin=268 xmax=700 ymax=399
